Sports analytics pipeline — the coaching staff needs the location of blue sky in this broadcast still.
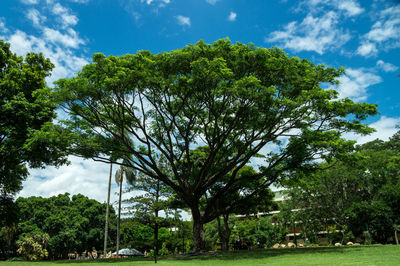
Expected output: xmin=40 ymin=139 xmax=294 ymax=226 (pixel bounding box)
xmin=1 ymin=0 xmax=399 ymax=203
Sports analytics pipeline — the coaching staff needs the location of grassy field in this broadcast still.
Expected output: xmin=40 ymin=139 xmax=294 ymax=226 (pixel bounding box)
xmin=1 ymin=245 xmax=400 ymax=266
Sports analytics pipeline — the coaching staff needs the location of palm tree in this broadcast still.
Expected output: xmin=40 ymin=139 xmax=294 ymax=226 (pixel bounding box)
xmin=1 ymin=225 xmax=17 ymax=258
xmin=115 ymin=159 xmax=136 ymax=257
xmin=103 ymin=162 xmax=113 ymax=257
xmin=394 ymin=224 xmax=400 ymax=245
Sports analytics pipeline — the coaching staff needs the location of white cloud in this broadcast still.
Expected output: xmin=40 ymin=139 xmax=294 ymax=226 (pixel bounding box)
xmin=357 ymin=5 xmax=400 ymax=57
xmin=140 ymin=0 xmax=170 ymax=5
xmin=26 ymin=9 xmax=46 ymax=27
xmin=20 ymin=0 xmax=39 ymax=4
xmin=176 ymin=15 xmax=191 ymax=27
xmin=266 ymin=11 xmax=351 ymax=54
xmin=3 ymin=2 xmax=88 ymax=86
xmin=51 ymin=3 xmax=79 ymax=28
xmin=335 ymin=0 xmax=364 ymax=16
xmin=205 ymin=0 xmax=219 ymax=5
xmin=300 ymin=0 xmax=364 ymax=17
xmin=20 ymin=156 xmax=193 ymax=220
xmin=367 ymin=6 xmax=400 ymax=42
xmin=6 ymin=29 xmax=88 ymax=85
xmin=376 ymin=60 xmax=398 ymax=72
xmin=43 ymin=27 xmax=84 ymax=48
xmin=19 ymin=156 xmax=122 ymax=204
xmin=333 ymin=68 xmax=382 ymax=102
xmin=356 ymin=42 xmax=378 ymax=57
xmin=345 ymin=116 xmax=400 ymax=144
xmin=69 ymin=0 xmax=90 ymax=3
xmin=0 ymin=18 xmax=7 ymax=33
xmin=228 ymin=11 xmax=237 ymax=22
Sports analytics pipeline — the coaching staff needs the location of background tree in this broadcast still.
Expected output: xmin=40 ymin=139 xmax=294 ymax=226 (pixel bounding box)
xmin=282 ymin=130 xmax=400 ymax=244
xmin=16 ymin=193 xmax=116 ymax=258
xmin=124 ymin=160 xmax=174 ymax=262
xmin=54 ymin=39 xmax=377 ymax=250
xmin=0 ymin=40 xmax=68 ymax=199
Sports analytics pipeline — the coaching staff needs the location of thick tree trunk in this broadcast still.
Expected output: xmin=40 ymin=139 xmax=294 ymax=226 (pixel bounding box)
xmin=103 ymin=163 xmax=112 ymax=257
xmin=217 ymin=214 xmax=231 ymax=250
xmin=192 ymin=208 xmax=206 ymax=252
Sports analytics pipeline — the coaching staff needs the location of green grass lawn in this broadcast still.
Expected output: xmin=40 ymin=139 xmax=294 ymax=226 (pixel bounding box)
xmin=2 ymin=245 xmax=400 ymax=266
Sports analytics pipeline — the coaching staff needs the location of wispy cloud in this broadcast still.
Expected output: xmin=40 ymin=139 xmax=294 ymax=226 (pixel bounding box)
xmin=42 ymin=27 xmax=84 ymax=48
xmin=336 ymin=0 xmax=364 ymax=16
xmin=140 ymin=0 xmax=170 ymax=6
xmin=205 ymin=0 xmax=219 ymax=5
xmin=376 ymin=60 xmax=398 ymax=72
xmin=26 ymin=9 xmax=46 ymax=27
xmin=299 ymin=0 xmax=364 ymax=17
xmin=266 ymin=11 xmax=351 ymax=54
xmin=0 ymin=17 xmax=8 ymax=33
xmin=332 ymin=68 xmax=382 ymax=102
xmin=176 ymin=15 xmax=191 ymax=27
xmin=357 ymin=5 xmax=400 ymax=57
xmin=20 ymin=0 xmax=39 ymax=4
xmin=228 ymin=11 xmax=237 ymax=22
xmin=119 ymin=0 xmax=170 ymax=24
xmin=68 ymin=0 xmax=91 ymax=3
xmin=3 ymin=1 xmax=88 ymax=85
xmin=344 ymin=116 xmax=400 ymax=144
xmin=51 ymin=3 xmax=79 ymax=28
xmin=356 ymin=42 xmax=378 ymax=57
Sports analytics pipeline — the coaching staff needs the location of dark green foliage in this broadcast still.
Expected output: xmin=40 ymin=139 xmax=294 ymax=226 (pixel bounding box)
xmin=124 ymin=172 xmax=173 ymax=225
xmin=205 ymin=216 xmax=280 ymax=250
xmin=0 ymin=39 xmax=68 ymax=198
xmin=119 ymin=217 xmax=193 ymax=254
xmin=15 ymin=193 xmax=116 ymax=258
xmin=282 ymin=130 xmax=400 ymax=244
xmin=54 ymin=39 xmax=377 ymax=250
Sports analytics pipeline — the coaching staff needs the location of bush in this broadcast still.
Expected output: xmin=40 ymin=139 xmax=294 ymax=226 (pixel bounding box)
xmin=17 ymin=234 xmax=49 ymax=261
xmin=159 ymin=242 xmax=170 ymax=256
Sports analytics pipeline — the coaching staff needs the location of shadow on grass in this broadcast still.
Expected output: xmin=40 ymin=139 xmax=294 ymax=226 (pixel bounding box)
xmin=49 ymin=245 xmax=383 ymax=264
xmin=51 ymin=257 xmax=151 ymax=264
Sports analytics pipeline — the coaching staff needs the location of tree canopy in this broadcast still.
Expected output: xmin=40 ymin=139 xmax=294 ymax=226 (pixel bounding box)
xmin=281 ymin=130 xmax=400 ymax=244
xmin=54 ymin=39 xmax=378 ymax=250
xmin=0 ymin=40 xmax=68 ymax=198
xmin=16 ymin=193 xmax=116 ymax=258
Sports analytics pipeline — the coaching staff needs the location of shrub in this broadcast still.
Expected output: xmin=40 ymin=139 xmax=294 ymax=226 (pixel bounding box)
xmin=17 ymin=234 xmax=49 ymax=261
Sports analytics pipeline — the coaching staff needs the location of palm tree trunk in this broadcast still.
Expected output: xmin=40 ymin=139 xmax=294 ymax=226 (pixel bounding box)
xmin=103 ymin=163 xmax=112 ymax=257
xmin=154 ymin=180 xmax=160 ymax=263
xmin=116 ymin=171 xmax=123 ymax=257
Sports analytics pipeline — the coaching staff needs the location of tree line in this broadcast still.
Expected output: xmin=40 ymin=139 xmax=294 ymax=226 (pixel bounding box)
xmin=279 ymin=131 xmax=400 ymax=245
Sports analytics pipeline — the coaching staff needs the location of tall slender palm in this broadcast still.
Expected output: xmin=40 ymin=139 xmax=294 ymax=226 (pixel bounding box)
xmin=103 ymin=162 xmax=113 ymax=257
xmin=394 ymin=224 xmax=400 ymax=245
xmin=115 ymin=159 xmax=136 ymax=257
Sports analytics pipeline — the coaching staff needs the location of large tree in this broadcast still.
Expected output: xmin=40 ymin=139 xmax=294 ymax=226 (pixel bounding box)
xmin=54 ymin=39 xmax=377 ymax=251
xmin=0 ymin=40 xmax=67 ymax=198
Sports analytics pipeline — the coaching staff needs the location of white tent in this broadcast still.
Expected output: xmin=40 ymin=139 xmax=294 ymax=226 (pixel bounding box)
xmin=112 ymin=248 xmax=144 ymax=256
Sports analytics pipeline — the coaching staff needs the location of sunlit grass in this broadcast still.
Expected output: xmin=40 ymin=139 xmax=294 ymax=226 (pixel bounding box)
xmin=2 ymin=245 xmax=400 ymax=265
